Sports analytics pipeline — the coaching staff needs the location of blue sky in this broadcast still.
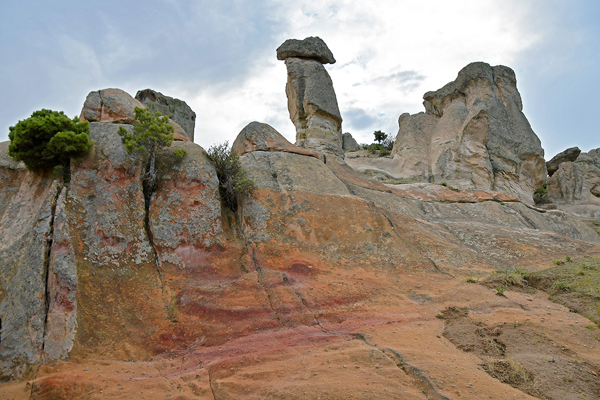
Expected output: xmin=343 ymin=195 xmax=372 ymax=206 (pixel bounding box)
xmin=1 ymin=0 xmax=598 ymax=159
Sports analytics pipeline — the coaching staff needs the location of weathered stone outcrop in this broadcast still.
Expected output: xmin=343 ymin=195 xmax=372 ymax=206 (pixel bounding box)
xmin=390 ymin=62 xmax=546 ymax=204
xmin=80 ymin=88 xmax=191 ymax=141
xmin=546 ymin=146 xmax=581 ymax=176
xmin=546 ymin=147 xmax=600 ymax=217
xmin=136 ymin=89 xmax=197 ymax=141
xmin=278 ymin=37 xmax=344 ymax=157
xmin=232 ymin=121 xmax=322 ymax=161
xmin=342 ymin=132 xmax=361 ymax=151
xmin=0 ymin=142 xmax=61 ymax=380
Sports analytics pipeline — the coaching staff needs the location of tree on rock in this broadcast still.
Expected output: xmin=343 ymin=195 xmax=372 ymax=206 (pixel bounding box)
xmin=206 ymin=141 xmax=255 ymax=211
xmin=118 ymin=107 xmax=186 ymax=202
xmin=373 ymin=130 xmax=387 ymax=144
xmin=8 ymin=109 xmax=92 ymax=177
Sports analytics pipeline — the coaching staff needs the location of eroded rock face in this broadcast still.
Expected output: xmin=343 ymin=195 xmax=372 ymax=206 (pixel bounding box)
xmin=546 ymin=148 xmax=600 ymax=217
xmin=391 ymin=62 xmax=547 ymax=204
xmin=231 ymin=121 xmax=322 ymax=161
xmin=546 ymin=147 xmax=581 ymax=177
xmin=279 ymin=38 xmax=344 ymax=157
xmin=136 ymin=89 xmax=196 ymax=141
xmin=0 ymin=142 xmax=60 ymax=380
xmin=342 ymin=132 xmax=361 ymax=151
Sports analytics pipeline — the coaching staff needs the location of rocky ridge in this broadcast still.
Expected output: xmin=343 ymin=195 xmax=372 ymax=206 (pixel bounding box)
xmin=1 ymin=42 xmax=600 ymax=399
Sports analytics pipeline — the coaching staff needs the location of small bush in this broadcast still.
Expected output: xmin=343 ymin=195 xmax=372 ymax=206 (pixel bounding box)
xmin=378 ymin=148 xmax=390 ymax=157
xmin=535 ymin=182 xmax=548 ymax=195
xmin=553 ymin=259 xmax=564 ymax=265
xmin=465 ymin=276 xmax=478 ymax=283
xmin=206 ymin=141 xmax=256 ymax=211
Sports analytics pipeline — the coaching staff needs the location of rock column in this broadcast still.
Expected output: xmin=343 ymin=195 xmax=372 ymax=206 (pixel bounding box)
xmin=277 ymin=37 xmax=344 ymax=157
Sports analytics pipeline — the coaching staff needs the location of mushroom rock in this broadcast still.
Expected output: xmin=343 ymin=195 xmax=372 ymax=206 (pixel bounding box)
xmin=277 ymin=37 xmax=344 ymax=157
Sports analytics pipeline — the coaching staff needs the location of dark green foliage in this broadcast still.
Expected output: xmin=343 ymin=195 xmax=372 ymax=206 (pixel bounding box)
xmin=535 ymin=182 xmax=548 ymax=195
xmin=366 ymin=143 xmax=384 ymax=154
xmin=8 ymin=109 xmax=92 ymax=173
xmin=118 ymin=107 xmax=186 ymax=203
xmin=373 ymin=130 xmax=387 ymax=144
xmin=378 ymin=148 xmax=390 ymax=157
xmin=206 ymin=141 xmax=256 ymax=211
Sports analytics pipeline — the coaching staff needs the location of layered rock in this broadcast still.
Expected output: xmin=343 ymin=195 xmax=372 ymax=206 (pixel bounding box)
xmin=135 ymin=89 xmax=196 ymax=141
xmin=546 ymin=146 xmax=581 ymax=176
xmin=390 ymin=62 xmax=546 ymax=204
xmin=546 ymin=147 xmax=600 ymax=217
xmin=277 ymin=37 xmax=344 ymax=157
xmin=342 ymin=132 xmax=361 ymax=151
xmin=80 ymin=88 xmax=191 ymax=141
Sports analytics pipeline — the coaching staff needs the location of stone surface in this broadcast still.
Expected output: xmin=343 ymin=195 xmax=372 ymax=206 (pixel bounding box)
xmin=42 ymin=187 xmax=77 ymax=364
xmin=547 ymin=146 xmax=581 ymax=176
xmin=284 ymin=57 xmax=343 ymax=156
xmin=0 ymin=141 xmax=60 ymax=380
xmin=149 ymin=141 xmax=224 ymax=269
xmin=80 ymin=88 xmax=144 ymax=124
xmin=276 ymin=36 xmax=336 ymax=64
xmin=390 ymin=62 xmax=546 ymax=204
xmin=342 ymin=132 xmax=361 ymax=151
xmin=136 ymin=89 xmax=197 ymax=141
xmin=80 ymin=88 xmax=191 ymax=141
xmin=546 ymin=148 xmax=600 ymax=217
xmin=231 ymin=121 xmax=322 ymax=161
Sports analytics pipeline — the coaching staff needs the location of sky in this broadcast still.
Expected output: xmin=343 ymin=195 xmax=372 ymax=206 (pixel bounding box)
xmin=1 ymin=0 xmax=599 ymax=159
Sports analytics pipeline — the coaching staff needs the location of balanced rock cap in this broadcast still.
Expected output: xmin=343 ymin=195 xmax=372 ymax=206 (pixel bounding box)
xmin=276 ymin=36 xmax=336 ymax=64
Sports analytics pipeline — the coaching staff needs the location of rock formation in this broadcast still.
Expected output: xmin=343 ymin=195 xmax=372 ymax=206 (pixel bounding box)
xmin=231 ymin=121 xmax=322 ymax=161
xmin=342 ymin=132 xmax=361 ymax=151
xmin=546 ymin=146 xmax=581 ymax=176
xmin=390 ymin=62 xmax=547 ymax=204
xmin=546 ymin=147 xmax=600 ymax=217
xmin=80 ymin=88 xmax=191 ymax=141
xmin=135 ymin=89 xmax=197 ymax=141
xmin=277 ymin=37 xmax=344 ymax=157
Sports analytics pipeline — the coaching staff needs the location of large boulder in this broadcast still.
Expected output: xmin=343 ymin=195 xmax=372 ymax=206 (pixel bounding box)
xmin=135 ymin=89 xmax=197 ymax=141
xmin=276 ymin=36 xmax=336 ymax=64
xmin=80 ymin=88 xmax=144 ymax=124
xmin=80 ymin=88 xmax=191 ymax=141
xmin=546 ymin=147 xmax=581 ymax=176
xmin=231 ymin=121 xmax=322 ymax=161
xmin=390 ymin=62 xmax=546 ymax=204
xmin=546 ymin=148 xmax=600 ymax=217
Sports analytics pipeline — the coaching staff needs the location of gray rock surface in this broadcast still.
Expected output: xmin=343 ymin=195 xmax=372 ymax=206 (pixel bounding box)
xmin=276 ymin=36 xmax=336 ymax=64
xmin=43 ymin=187 xmax=77 ymax=363
xmin=390 ymin=62 xmax=546 ymax=204
xmin=546 ymin=148 xmax=600 ymax=217
xmin=283 ymin=55 xmax=343 ymax=156
xmin=149 ymin=141 xmax=223 ymax=269
xmin=0 ymin=143 xmax=60 ymax=380
xmin=546 ymin=147 xmax=581 ymax=176
xmin=342 ymin=132 xmax=361 ymax=151
xmin=136 ymin=89 xmax=197 ymax=141
xmin=232 ymin=121 xmax=322 ymax=160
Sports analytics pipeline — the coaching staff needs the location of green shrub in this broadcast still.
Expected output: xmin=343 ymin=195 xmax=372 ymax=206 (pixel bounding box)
xmin=8 ymin=109 xmax=92 ymax=177
xmin=118 ymin=107 xmax=186 ymax=203
xmin=378 ymin=148 xmax=390 ymax=157
xmin=206 ymin=141 xmax=256 ymax=211
xmin=535 ymin=182 xmax=548 ymax=195
xmin=373 ymin=130 xmax=387 ymax=144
